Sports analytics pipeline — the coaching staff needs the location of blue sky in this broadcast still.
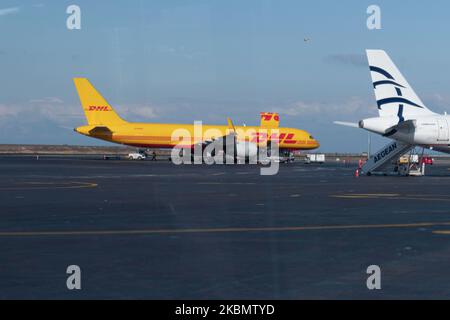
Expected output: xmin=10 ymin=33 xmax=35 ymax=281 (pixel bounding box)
xmin=1 ymin=0 xmax=450 ymax=152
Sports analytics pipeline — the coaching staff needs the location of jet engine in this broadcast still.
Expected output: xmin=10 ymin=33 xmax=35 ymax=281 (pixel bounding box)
xmin=235 ymin=139 xmax=258 ymax=160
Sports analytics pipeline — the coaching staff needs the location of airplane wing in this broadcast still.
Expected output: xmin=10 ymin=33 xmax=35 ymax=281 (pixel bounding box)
xmin=196 ymin=118 xmax=237 ymax=148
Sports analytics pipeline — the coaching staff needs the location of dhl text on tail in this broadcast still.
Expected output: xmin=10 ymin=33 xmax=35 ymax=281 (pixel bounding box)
xmin=73 ymin=78 xmax=320 ymax=151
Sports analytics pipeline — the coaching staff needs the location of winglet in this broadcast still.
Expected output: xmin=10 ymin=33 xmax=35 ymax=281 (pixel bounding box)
xmin=227 ymin=117 xmax=236 ymax=132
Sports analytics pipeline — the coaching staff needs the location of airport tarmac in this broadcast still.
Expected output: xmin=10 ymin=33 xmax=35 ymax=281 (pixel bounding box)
xmin=1 ymin=155 xmax=450 ymax=299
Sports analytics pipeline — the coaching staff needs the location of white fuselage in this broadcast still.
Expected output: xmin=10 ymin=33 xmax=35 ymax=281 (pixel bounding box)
xmin=359 ymin=114 xmax=450 ymax=153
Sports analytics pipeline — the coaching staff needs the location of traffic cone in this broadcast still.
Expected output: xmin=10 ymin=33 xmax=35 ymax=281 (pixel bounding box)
xmin=355 ymin=168 xmax=360 ymax=178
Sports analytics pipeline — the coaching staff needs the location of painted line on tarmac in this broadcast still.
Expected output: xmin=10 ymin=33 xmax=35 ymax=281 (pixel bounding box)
xmin=432 ymin=230 xmax=450 ymax=235
xmin=331 ymin=193 xmax=450 ymax=201
xmin=196 ymin=182 xmax=256 ymax=185
xmin=1 ymin=221 xmax=449 ymax=238
xmin=0 ymin=181 xmax=98 ymax=191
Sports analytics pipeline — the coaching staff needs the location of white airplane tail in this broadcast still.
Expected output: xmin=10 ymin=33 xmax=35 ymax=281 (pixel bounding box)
xmin=366 ymin=50 xmax=435 ymax=119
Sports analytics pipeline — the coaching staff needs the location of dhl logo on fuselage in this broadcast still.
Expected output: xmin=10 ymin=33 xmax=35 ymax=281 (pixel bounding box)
xmin=250 ymin=132 xmax=297 ymax=144
xmin=88 ymin=106 xmax=110 ymax=111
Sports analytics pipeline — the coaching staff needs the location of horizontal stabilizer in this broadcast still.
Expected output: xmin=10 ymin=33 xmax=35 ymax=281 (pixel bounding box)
xmin=334 ymin=121 xmax=359 ymax=128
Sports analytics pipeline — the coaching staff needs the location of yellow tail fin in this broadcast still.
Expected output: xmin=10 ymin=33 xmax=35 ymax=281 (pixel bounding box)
xmin=260 ymin=112 xmax=279 ymax=128
xmin=73 ymin=78 xmax=127 ymax=126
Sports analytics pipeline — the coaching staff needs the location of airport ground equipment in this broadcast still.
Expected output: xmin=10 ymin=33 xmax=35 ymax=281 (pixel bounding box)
xmin=336 ymin=50 xmax=450 ymax=176
xmin=361 ymin=141 xmax=428 ymax=176
xmin=361 ymin=140 xmax=413 ymax=175
xmin=128 ymin=153 xmax=146 ymax=160
xmin=305 ymin=154 xmax=325 ymax=164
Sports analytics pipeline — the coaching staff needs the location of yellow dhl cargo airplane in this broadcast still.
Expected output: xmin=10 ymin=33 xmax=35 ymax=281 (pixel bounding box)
xmin=73 ymin=78 xmax=320 ymax=157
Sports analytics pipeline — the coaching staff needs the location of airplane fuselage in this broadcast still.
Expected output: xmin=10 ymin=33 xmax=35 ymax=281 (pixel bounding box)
xmin=75 ymin=122 xmax=320 ymax=150
xmin=359 ymin=114 xmax=450 ymax=153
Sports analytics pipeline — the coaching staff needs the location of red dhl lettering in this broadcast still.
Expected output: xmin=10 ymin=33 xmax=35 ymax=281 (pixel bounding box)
xmin=284 ymin=133 xmax=296 ymax=144
xmin=250 ymin=132 xmax=297 ymax=144
xmin=260 ymin=113 xmax=279 ymax=122
xmin=251 ymin=132 xmax=268 ymax=143
xmin=88 ymin=106 xmax=110 ymax=111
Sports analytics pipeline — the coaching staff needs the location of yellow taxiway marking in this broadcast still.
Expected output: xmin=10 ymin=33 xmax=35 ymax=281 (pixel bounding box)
xmin=332 ymin=193 xmax=450 ymax=201
xmin=0 ymin=181 xmax=98 ymax=191
xmin=332 ymin=193 xmax=400 ymax=198
xmin=1 ymin=221 xmax=449 ymax=237
xmin=196 ymin=182 xmax=256 ymax=185
xmin=432 ymin=230 xmax=450 ymax=235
